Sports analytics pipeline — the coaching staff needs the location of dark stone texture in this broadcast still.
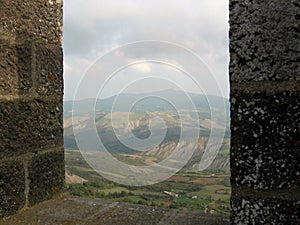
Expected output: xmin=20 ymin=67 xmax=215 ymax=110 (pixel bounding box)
xmin=0 ymin=34 xmax=33 ymax=95
xmin=229 ymin=0 xmax=300 ymax=82
xmin=231 ymin=193 xmax=300 ymax=225
xmin=230 ymin=90 xmax=300 ymax=189
xmin=0 ymin=160 xmax=25 ymax=217
xmin=36 ymin=42 xmax=63 ymax=95
xmin=229 ymin=0 xmax=300 ymax=220
xmin=0 ymin=99 xmax=63 ymax=158
xmin=28 ymin=150 xmax=65 ymax=206
xmin=0 ymin=0 xmax=63 ymax=218
xmin=0 ymin=32 xmax=63 ymax=96
xmin=0 ymin=0 xmax=62 ymax=44
xmin=0 ymin=37 xmax=19 ymax=95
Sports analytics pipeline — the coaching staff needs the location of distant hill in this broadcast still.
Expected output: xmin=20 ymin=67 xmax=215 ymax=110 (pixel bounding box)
xmin=64 ymin=89 xmax=229 ymax=118
xmin=63 ymin=89 xmax=230 ymax=171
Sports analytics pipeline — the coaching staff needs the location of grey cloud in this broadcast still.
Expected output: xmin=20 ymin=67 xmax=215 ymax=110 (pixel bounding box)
xmin=64 ymin=0 xmax=228 ymax=56
xmin=63 ymin=0 xmax=230 ymax=98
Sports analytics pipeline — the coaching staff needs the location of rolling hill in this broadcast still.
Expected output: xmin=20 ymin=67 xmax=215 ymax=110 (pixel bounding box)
xmin=63 ymin=89 xmax=230 ymax=170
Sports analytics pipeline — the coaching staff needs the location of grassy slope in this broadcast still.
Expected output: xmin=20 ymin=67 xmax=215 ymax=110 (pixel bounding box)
xmin=65 ymin=149 xmax=230 ymax=214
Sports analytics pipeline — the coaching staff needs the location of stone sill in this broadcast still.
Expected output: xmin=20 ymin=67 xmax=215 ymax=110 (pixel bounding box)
xmin=0 ymin=195 xmax=229 ymax=225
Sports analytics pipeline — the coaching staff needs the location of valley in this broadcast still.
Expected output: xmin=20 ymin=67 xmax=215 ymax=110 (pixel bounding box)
xmin=63 ymin=90 xmax=231 ymax=214
xmin=65 ymin=149 xmax=230 ymax=214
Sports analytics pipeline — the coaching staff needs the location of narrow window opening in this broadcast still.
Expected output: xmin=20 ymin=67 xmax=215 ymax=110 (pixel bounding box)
xmin=63 ymin=0 xmax=230 ymax=222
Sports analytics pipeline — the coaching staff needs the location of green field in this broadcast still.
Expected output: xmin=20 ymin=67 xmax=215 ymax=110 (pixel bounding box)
xmin=65 ymin=149 xmax=230 ymax=214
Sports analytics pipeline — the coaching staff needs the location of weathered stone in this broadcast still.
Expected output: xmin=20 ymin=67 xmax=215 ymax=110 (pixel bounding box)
xmin=0 ymin=99 xmax=63 ymax=158
xmin=231 ymin=194 xmax=300 ymax=225
xmin=36 ymin=42 xmax=63 ymax=95
xmin=0 ymin=32 xmax=63 ymax=96
xmin=0 ymin=196 xmax=230 ymax=225
xmin=229 ymin=0 xmax=300 ymax=82
xmin=0 ymin=0 xmax=63 ymax=218
xmin=28 ymin=150 xmax=65 ymax=206
xmin=230 ymin=90 xmax=300 ymax=189
xmin=0 ymin=160 xmax=25 ymax=217
xmin=230 ymin=0 xmax=300 ymax=224
xmin=0 ymin=34 xmax=33 ymax=95
xmin=0 ymin=0 xmax=62 ymax=44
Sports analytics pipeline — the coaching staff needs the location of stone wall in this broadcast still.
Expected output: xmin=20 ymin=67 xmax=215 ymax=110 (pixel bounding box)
xmin=229 ymin=0 xmax=300 ymax=224
xmin=0 ymin=0 xmax=299 ymax=222
xmin=0 ymin=0 xmax=64 ymax=217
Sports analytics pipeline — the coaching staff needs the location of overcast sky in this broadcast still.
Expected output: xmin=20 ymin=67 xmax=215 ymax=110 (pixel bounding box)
xmin=63 ymin=0 xmax=229 ymax=100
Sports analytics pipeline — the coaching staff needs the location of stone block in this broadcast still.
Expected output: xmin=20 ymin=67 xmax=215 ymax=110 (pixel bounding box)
xmin=231 ymin=194 xmax=300 ymax=225
xmin=0 ymin=160 xmax=25 ymax=217
xmin=0 ymin=0 xmax=62 ymax=44
xmin=0 ymin=34 xmax=33 ymax=95
xmin=230 ymin=90 xmax=300 ymax=189
xmin=229 ymin=0 xmax=300 ymax=82
xmin=0 ymin=99 xmax=63 ymax=158
xmin=36 ymin=42 xmax=63 ymax=95
xmin=28 ymin=150 xmax=65 ymax=206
